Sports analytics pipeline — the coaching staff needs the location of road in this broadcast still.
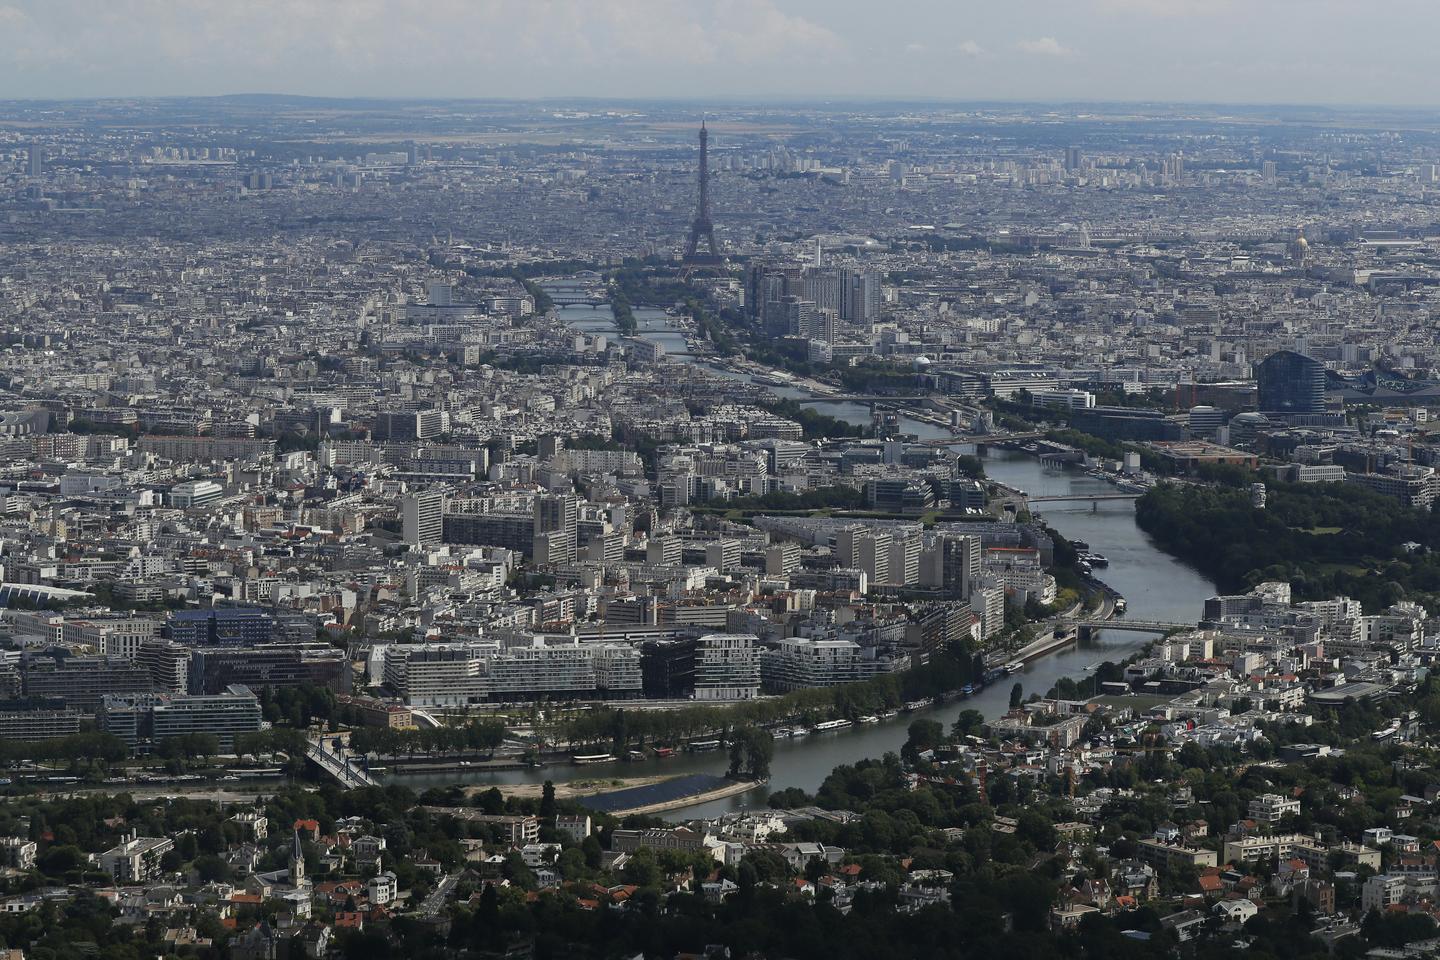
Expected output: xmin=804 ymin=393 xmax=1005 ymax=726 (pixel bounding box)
xmin=420 ymin=872 xmax=460 ymax=917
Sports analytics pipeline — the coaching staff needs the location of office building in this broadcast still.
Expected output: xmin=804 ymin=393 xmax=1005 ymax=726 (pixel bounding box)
xmin=61 ymin=617 xmax=160 ymax=660
xmin=188 ymin=643 xmax=352 ymax=695
xmin=640 ymin=638 xmax=697 ymax=699
xmin=1257 ymin=350 xmax=1326 ymax=414
xmin=169 ymin=480 xmax=224 ymax=509
xmin=1187 ymin=405 xmax=1225 ymax=439
xmin=865 ymin=477 xmax=934 ymax=513
xmin=920 ymin=533 xmax=981 ymax=600
xmin=1347 ymin=465 xmax=1438 ymax=509
xmin=164 ymin=608 xmax=274 ymax=647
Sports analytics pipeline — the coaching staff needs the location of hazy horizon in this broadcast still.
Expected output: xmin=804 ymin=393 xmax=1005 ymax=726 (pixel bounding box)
xmin=2 ymin=0 xmax=1437 ymax=109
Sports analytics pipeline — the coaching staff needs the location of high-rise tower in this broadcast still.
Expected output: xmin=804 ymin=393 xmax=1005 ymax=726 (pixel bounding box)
xmin=683 ymin=120 xmax=723 ymax=265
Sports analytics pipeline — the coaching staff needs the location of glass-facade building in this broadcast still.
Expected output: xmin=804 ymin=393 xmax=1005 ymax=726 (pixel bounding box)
xmin=1257 ymin=350 xmax=1326 ymax=414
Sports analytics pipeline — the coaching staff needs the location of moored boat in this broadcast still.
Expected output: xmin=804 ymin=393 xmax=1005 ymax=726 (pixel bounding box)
xmin=572 ymin=753 xmax=615 ymax=764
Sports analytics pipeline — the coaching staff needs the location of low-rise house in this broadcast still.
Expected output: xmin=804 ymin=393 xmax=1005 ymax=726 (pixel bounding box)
xmin=1214 ymin=898 xmax=1258 ymax=923
xmin=367 ymin=871 xmax=398 ymax=907
xmin=350 ymin=835 xmax=386 ymax=867
xmin=0 ymin=839 xmax=37 ymax=871
xmin=1160 ymin=909 xmax=1209 ymax=942
xmin=555 ymin=814 xmax=592 ymax=842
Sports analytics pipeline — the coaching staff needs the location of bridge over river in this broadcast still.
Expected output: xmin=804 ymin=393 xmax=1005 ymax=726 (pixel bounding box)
xmin=1027 ymin=492 xmax=1144 ymax=504
xmin=1067 ymin=618 xmax=1192 ymax=635
xmin=305 ymin=736 xmax=380 ymax=788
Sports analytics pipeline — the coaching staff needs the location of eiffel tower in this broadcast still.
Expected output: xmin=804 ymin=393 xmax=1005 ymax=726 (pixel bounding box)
xmin=682 ymin=119 xmax=724 ymax=267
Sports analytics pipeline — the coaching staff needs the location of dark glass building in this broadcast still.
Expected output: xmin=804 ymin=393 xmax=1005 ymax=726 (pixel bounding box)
xmin=164 ymin=608 xmax=274 ymax=647
xmin=1257 ymin=350 xmax=1326 ymax=414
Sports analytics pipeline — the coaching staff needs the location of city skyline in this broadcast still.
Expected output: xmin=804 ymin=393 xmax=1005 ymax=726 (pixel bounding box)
xmin=1 ymin=0 xmax=1438 ymax=108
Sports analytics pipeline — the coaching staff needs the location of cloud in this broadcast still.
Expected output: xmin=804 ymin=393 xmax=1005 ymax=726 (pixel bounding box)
xmin=1016 ymin=36 xmax=1072 ymax=56
xmin=1093 ymin=0 xmax=1234 ymax=15
xmin=904 ymin=41 xmax=927 ymax=54
xmin=0 ymin=0 xmax=846 ymax=93
xmin=956 ymin=40 xmax=985 ymax=57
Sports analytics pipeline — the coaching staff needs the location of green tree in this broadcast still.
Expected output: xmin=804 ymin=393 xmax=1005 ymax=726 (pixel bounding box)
xmin=902 ymin=719 xmax=944 ymax=762
xmin=952 ymin=710 xmax=985 ymax=739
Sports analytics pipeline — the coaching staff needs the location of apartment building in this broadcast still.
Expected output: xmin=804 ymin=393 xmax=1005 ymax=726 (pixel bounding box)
xmin=693 ymin=634 xmax=761 ymax=701
xmin=99 ymin=834 xmax=175 ymax=883
xmin=99 ymin=685 xmax=264 ymax=753
xmin=1247 ymin=793 xmax=1302 ymax=824
xmin=382 ymin=642 xmax=491 ymax=708
xmin=761 ymin=637 xmax=874 ymax=691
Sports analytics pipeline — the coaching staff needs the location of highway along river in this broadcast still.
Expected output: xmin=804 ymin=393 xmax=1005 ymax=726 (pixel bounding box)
xmin=385 ymin=291 xmax=1219 ymax=814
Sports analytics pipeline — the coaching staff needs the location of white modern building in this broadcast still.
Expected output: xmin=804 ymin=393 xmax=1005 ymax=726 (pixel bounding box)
xmin=694 ymin=634 xmax=760 ymax=701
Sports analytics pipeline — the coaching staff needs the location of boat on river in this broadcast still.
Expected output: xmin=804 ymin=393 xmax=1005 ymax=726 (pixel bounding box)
xmin=572 ymin=753 xmax=616 ymax=765
xmin=812 ymin=719 xmax=853 ymax=733
xmin=754 ymin=372 xmax=794 ymax=387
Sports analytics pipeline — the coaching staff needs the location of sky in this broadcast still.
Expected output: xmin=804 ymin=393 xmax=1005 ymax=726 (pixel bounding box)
xmin=0 ymin=0 xmax=1434 ymax=107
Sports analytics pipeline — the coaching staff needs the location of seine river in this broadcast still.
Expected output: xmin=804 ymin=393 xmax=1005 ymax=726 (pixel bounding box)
xmin=389 ymin=293 xmax=1219 ymax=816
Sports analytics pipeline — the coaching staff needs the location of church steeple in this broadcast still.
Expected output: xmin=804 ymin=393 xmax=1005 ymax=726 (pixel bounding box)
xmin=290 ymin=829 xmax=305 ymax=886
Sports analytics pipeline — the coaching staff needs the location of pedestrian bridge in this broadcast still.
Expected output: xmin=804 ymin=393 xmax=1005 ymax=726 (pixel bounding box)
xmin=305 ymin=736 xmax=381 ymax=789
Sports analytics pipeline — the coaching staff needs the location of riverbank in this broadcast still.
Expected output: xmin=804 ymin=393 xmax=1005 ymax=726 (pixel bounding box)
xmin=460 ymin=772 xmax=763 ymax=817
xmin=606 ymin=776 xmax=764 ymax=817
xmin=464 ymin=774 xmax=675 ymax=803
